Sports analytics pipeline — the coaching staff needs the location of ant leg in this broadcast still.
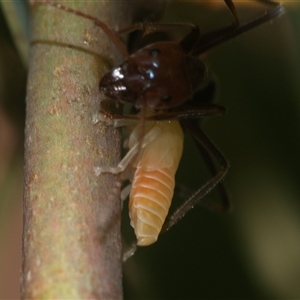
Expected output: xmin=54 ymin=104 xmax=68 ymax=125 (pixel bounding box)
xmin=167 ymin=134 xmax=230 ymax=212
xmin=97 ymin=103 xmax=225 ymax=123
xmin=191 ymin=0 xmax=284 ymax=55
xmin=117 ymin=22 xmax=198 ymax=36
xmin=94 ymin=126 xmax=161 ymax=176
xmin=147 ymin=104 xmax=226 ymax=121
xmin=161 ymin=119 xmax=229 ymax=233
xmin=118 ymin=20 xmax=201 ymax=54
xmin=93 ymin=111 xmax=139 ymax=127
xmin=118 ymin=1 xmax=238 ymax=54
xmin=191 ymin=136 xmax=231 ymax=211
xmin=34 ymin=0 xmax=130 ymax=59
xmin=179 ymin=26 xmax=201 ymax=54
xmin=224 ymin=0 xmax=240 ymax=25
xmin=118 ymin=22 xmax=201 ymax=54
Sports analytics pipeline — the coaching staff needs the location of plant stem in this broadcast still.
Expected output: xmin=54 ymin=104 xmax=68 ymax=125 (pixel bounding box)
xmin=21 ymin=1 xmax=134 ymax=298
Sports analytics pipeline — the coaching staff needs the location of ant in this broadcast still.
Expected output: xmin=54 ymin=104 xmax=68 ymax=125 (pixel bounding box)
xmin=34 ymin=0 xmax=284 ymax=260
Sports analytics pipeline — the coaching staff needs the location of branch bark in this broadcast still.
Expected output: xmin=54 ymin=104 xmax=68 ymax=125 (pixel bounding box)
xmin=21 ymin=1 xmax=137 ymax=298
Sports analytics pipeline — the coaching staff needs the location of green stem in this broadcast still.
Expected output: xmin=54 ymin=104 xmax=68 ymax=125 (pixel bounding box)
xmin=21 ymin=1 xmax=133 ymax=298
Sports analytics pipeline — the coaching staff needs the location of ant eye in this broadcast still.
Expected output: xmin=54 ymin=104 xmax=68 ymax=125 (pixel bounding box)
xmin=149 ymin=48 xmax=161 ymax=57
xmin=161 ymin=95 xmax=172 ymax=103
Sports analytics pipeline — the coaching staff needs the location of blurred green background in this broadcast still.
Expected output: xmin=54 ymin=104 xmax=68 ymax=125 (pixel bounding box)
xmin=1 ymin=1 xmax=300 ymax=299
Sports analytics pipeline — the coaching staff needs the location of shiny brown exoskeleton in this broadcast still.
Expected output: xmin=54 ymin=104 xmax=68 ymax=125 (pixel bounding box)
xmin=100 ymin=41 xmax=210 ymax=110
xmin=99 ymin=1 xmax=284 ymax=113
xmin=36 ymin=0 xmax=284 ymax=259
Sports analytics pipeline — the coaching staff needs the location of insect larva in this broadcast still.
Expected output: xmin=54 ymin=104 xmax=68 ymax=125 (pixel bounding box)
xmin=96 ymin=115 xmax=183 ymax=246
xmin=129 ymin=120 xmax=183 ymax=245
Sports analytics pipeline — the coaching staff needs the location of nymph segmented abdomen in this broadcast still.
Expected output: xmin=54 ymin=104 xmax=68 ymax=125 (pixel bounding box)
xmin=129 ymin=166 xmax=175 ymax=246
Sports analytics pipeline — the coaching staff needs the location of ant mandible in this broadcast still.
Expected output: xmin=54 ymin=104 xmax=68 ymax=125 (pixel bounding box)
xmin=35 ymin=0 xmax=284 ymax=260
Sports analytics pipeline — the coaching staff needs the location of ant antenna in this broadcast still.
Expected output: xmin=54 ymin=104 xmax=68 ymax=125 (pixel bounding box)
xmin=33 ymin=0 xmax=131 ymax=60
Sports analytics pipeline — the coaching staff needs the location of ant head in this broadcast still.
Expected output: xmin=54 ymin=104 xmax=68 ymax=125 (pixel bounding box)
xmin=100 ymin=41 xmax=208 ymax=110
